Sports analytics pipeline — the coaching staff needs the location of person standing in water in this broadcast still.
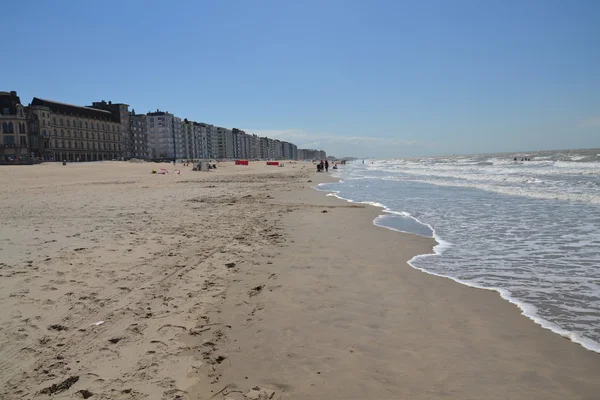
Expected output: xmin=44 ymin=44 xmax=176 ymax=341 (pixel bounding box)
xmin=325 ymin=160 xmax=329 ymax=172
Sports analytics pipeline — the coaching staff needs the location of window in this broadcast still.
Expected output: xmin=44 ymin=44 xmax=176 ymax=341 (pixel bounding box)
xmin=61 ymin=130 xmax=64 ymax=137
xmin=2 ymin=107 xmax=8 ymax=115
xmin=73 ymin=120 xmax=77 ymax=127
xmin=3 ymin=136 xmax=15 ymax=146
xmin=68 ymin=140 xmax=72 ymax=149
xmin=42 ymin=129 xmax=47 ymax=136
xmin=79 ymin=121 xmax=82 ymax=128
xmin=96 ymin=123 xmax=99 ymax=130
xmin=53 ymin=117 xmax=56 ymax=125
xmin=8 ymin=122 xmax=14 ymax=133
xmin=61 ymin=140 xmax=65 ymax=148
xmin=86 ymin=132 xmax=89 ymax=139
xmin=60 ymin=118 xmax=63 ymax=126
xmin=85 ymin=121 xmax=88 ymax=128
xmin=19 ymin=109 xmax=23 ymax=117
xmin=20 ymin=136 xmax=27 ymax=146
xmin=1 ymin=122 xmax=6 ymax=133
xmin=101 ymin=124 xmax=104 ymax=131
xmin=74 ymin=141 xmax=78 ymax=149
xmin=66 ymin=119 xmax=70 ymax=127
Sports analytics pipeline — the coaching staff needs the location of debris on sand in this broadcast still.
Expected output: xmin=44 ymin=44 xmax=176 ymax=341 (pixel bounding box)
xmin=48 ymin=324 xmax=68 ymax=331
xmin=245 ymin=387 xmax=275 ymax=400
xmin=225 ymin=262 xmax=236 ymax=268
xmin=78 ymin=389 xmax=94 ymax=399
xmin=248 ymin=285 xmax=264 ymax=297
xmin=39 ymin=376 xmax=79 ymax=395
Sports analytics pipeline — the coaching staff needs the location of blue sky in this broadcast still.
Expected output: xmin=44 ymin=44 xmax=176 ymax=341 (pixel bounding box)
xmin=5 ymin=0 xmax=600 ymax=157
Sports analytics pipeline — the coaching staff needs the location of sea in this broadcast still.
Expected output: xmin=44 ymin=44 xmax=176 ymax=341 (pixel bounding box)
xmin=316 ymin=148 xmax=600 ymax=352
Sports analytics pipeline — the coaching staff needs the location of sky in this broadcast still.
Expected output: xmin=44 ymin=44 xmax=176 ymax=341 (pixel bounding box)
xmin=5 ymin=0 xmax=600 ymax=157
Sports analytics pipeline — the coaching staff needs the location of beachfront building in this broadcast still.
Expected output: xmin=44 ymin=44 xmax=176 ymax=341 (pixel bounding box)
xmin=0 ymin=91 xmax=30 ymax=161
xmin=129 ymin=111 xmax=149 ymax=159
xmin=194 ymin=122 xmax=209 ymax=159
xmin=30 ymin=97 xmax=121 ymax=162
xmin=217 ymin=127 xmax=234 ymax=159
xmin=182 ymin=119 xmax=194 ymax=159
xmin=282 ymin=141 xmax=292 ymax=160
xmin=181 ymin=119 xmax=209 ymax=160
xmin=27 ymin=102 xmax=53 ymax=160
xmin=249 ymin=134 xmax=260 ymax=159
xmin=146 ymin=110 xmax=184 ymax=160
xmin=90 ymin=101 xmax=130 ymax=160
xmin=298 ymin=148 xmax=327 ymax=161
xmin=197 ymin=122 xmax=218 ymax=159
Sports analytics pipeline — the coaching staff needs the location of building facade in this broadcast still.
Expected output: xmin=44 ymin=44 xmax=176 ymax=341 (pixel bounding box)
xmin=298 ymin=148 xmax=327 ymax=161
xmin=129 ymin=111 xmax=149 ymax=159
xmin=146 ymin=111 xmax=184 ymax=160
xmin=30 ymin=97 xmax=121 ymax=162
xmin=0 ymin=91 xmax=30 ymax=161
xmin=90 ymin=101 xmax=130 ymax=160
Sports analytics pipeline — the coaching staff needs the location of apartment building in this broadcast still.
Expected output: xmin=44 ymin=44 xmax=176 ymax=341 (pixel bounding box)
xmin=298 ymin=148 xmax=327 ymax=161
xmin=0 ymin=91 xmax=30 ymax=161
xmin=217 ymin=127 xmax=234 ymax=159
xmin=29 ymin=97 xmax=121 ymax=162
xmin=129 ymin=111 xmax=149 ymax=159
xmin=90 ymin=101 xmax=131 ymax=160
xmin=181 ymin=119 xmax=209 ymax=159
xmin=146 ymin=111 xmax=184 ymax=160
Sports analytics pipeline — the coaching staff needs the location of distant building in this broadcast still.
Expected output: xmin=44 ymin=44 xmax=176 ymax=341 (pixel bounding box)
xmin=196 ymin=123 xmax=218 ymax=159
xmin=217 ymin=127 xmax=234 ymax=159
xmin=90 ymin=100 xmax=130 ymax=159
xmin=146 ymin=110 xmax=184 ymax=159
xmin=129 ymin=111 xmax=149 ymax=159
xmin=0 ymin=91 xmax=30 ymax=161
xmin=0 ymin=91 xmax=29 ymax=161
xmin=182 ymin=119 xmax=209 ymax=160
xmin=298 ymin=148 xmax=327 ymax=161
xmin=30 ymin=97 xmax=121 ymax=162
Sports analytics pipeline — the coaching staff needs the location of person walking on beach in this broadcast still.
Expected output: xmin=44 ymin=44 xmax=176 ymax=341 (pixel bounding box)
xmin=325 ymin=160 xmax=329 ymax=172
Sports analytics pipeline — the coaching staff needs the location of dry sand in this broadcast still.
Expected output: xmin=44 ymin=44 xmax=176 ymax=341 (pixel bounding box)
xmin=1 ymin=161 xmax=600 ymax=400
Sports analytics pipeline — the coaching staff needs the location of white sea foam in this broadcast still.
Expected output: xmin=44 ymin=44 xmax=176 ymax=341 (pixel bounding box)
xmin=405 ymin=254 xmax=600 ymax=353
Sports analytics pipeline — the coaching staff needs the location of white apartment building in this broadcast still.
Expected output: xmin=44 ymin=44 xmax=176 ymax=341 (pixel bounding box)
xmin=146 ymin=110 xmax=184 ymax=159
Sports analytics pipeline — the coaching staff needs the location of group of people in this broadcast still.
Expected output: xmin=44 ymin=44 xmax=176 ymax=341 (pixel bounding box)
xmin=514 ymin=157 xmax=532 ymax=161
xmin=316 ymin=160 xmax=329 ymax=172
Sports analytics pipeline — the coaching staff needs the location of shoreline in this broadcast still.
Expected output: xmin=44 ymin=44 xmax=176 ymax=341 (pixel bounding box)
xmin=188 ymin=170 xmax=600 ymax=400
xmin=316 ymin=179 xmax=600 ymax=354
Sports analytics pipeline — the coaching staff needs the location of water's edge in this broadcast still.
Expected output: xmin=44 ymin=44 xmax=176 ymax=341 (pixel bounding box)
xmin=312 ymin=181 xmax=600 ymax=354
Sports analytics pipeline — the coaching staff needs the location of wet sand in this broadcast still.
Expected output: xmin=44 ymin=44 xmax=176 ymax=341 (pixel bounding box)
xmin=1 ymin=162 xmax=600 ymax=399
xmin=187 ymin=174 xmax=600 ymax=400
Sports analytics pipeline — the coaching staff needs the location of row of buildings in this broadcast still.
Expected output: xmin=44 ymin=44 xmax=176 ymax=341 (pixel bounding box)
xmin=0 ymin=90 xmax=327 ymax=162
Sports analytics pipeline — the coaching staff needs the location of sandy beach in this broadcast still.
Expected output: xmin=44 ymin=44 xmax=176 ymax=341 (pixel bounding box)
xmin=1 ymin=161 xmax=600 ymax=400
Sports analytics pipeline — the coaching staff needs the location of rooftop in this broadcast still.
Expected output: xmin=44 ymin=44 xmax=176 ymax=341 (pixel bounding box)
xmin=32 ymin=98 xmax=118 ymax=121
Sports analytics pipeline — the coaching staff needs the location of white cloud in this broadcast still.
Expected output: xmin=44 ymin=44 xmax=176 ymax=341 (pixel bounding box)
xmin=578 ymin=116 xmax=600 ymax=128
xmin=243 ymin=128 xmax=430 ymax=157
